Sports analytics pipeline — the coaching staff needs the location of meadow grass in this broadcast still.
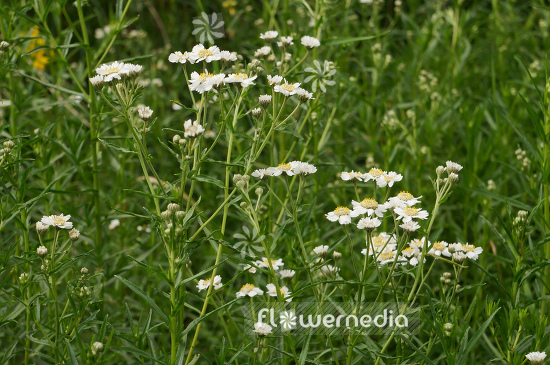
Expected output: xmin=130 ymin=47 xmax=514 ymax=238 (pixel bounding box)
xmin=0 ymin=0 xmax=549 ymax=364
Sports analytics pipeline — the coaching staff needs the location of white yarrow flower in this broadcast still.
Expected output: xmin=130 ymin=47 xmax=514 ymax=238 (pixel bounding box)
xmin=341 ymin=171 xmax=363 ymax=181
xmin=399 ymin=221 xmax=421 ymax=233
xmin=274 ymin=80 xmax=301 ymax=96
xmin=301 ymin=35 xmax=321 ymax=48
xmin=257 ymin=257 xmax=284 ymax=271
xmin=279 ymin=269 xmax=296 ymax=279
xmin=267 ymin=75 xmax=283 ymax=85
xmin=376 ymin=171 xmax=403 ymax=188
xmin=225 ymin=73 xmax=258 ymax=87
xmin=168 ymin=51 xmax=192 ymax=64
xmin=260 ymin=30 xmax=278 ymax=40
xmin=138 ymin=106 xmax=153 ymax=120
xmin=313 ymin=245 xmax=329 ymax=256
xmin=188 ymin=70 xmax=215 ymax=94
xmin=526 ymin=352 xmax=546 ymax=364
xmin=325 ymin=206 xmax=359 ymax=225
xmin=290 ymin=161 xmax=317 ymax=175
xmin=429 ymin=241 xmax=448 ymax=256
xmin=219 ymin=50 xmax=237 ymax=62
xmin=254 ymin=46 xmax=272 ymax=57
xmin=41 ymin=214 xmax=73 ymax=229
xmin=394 ymin=206 xmax=429 ymax=223
xmin=266 ymin=283 xmax=292 ymax=302
xmin=253 ymin=322 xmax=272 ymax=336
xmin=197 ymin=275 xmax=222 ymax=292
xmin=183 ymin=120 xmax=205 ymax=138
xmin=236 ymin=283 xmax=264 ymax=298
xmin=352 ymin=198 xmax=387 ymax=217
xmin=461 ymin=243 xmax=483 ymax=260
xmin=357 ymin=217 xmax=381 ymax=230
xmin=189 ymin=44 xmax=221 ymax=63
xmin=95 ymin=61 xmax=128 ymax=82
xmin=446 ymin=160 xmax=463 ymax=173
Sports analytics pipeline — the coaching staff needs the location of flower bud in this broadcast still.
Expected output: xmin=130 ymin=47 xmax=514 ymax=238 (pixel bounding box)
xmin=173 ymin=134 xmax=181 ymax=144
xmin=37 ymin=246 xmax=48 ymax=258
xmin=91 ymin=341 xmax=104 ymax=356
xmin=252 ymin=107 xmax=262 ymax=119
xmin=443 ymin=323 xmax=453 ymax=331
xmin=0 ymin=41 xmax=9 ymax=51
xmin=236 ymin=180 xmax=246 ymax=189
xmin=69 ymin=228 xmax=80 ymax=242
xmin=19 ymin=272 xmax=30 ymax=285
xmin=240 ymin=202 xmax=249 ymax=210
xmin=255 ymin=187 xmax=264 ymax=196
xmin=81 ymin=267 xmax=89 ymax=274
xmin=3 ymin=140 xmax=14 ymax=149
xmin=138 ymin=106 xmax=153 ymax=121
xmin=449 ymin=173 xmax=459 ymax=183
xmin=36 ymin=222 xmax=49 ymax=235
xmin=333 ymin=251 xmax=342 ymax=260
xmin=161 ymin=210 xmax=172 ymax=221
xmin=167 ymin=202 xmax=180 ymax=213
xmin=436 ymin=166 xmax=445 ymax=176
xmin=259 ymin=95 xmax=272 ymax=108
xmin=233 ymin=174 xmax=243 ymax=183
xmin=175 ymin=210 xmax=186 ymax=220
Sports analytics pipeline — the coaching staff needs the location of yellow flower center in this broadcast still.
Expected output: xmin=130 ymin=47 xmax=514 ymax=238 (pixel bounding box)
xmin=280 ymin=288 xmax=287 ymax=295
xmin=281 ymin=83 xmax=296 ymax=92
xmin=199 ymin=72 xmax=213 ymax=82
xmin=233 ymin=73 xmax=248 ymax=80
xmin=372 ymin=234 xmax=386 ymax=247
xmin=198 ymin=49 xmax=213 ymax=58
xmin=402 ymin=247 xmax=415 ymax=255
xmin=409 ymin=239 xmax=423 ymax=248
xmin=277 ymin=162 xmax=292 ymax=171
xmin=379 ymin=249 xmax=395 ymax=261
xmin=360 ymin=198 xmax=378 ymax=209
xmin=397 ymin=191 xmax=413 ymax=201
xmin=369 ymin=168 xmax=384 ymax=177
xmin=202 ymin=278 xmax=212 ymax=286
xmin=334 ymin=207 xmax=351 ymax=216
xmin=403 ymin=207 xmax=419 ymax=216
xmin=52 ymin=215 xmax=67 ymax=225
xmin=241 ymin=284 xmax=255 ymax=291
xmin=105 ymin=65 xmax=121 ymax=74
xmin=462 ymin=244 xmax=476 ymax=252
xmin=433 ymin=241 xmax=446 ymax=251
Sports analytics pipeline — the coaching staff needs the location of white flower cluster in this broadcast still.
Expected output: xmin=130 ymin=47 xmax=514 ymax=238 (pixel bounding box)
xmin=252 ymin=161 xmax=317 ymax=179
xmin=341 ymin=167 xmax=403 ymax=187
xmin=234 ymin=257 xmax=293 ymax=302
xmin=197 ymin=275 xmax=223 ymax=292
xmin=89 ymin=61 xmax=143 ymax=86
xmin=267 ymin=75 xmax=314 ymax=101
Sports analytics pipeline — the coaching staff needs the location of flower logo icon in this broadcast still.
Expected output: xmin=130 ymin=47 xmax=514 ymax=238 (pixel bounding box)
xmin=192 ymin=12 xmax=225 ymax=44
xmin=280 ymin=311 xmax=296 ymax=331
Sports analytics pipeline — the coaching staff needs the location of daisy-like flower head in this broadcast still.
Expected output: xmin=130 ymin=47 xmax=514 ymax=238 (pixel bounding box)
xmin=290 ymin=161 xmax=317 ymax=175
xmin=278 ymin=36 xmax=294 ymax=48
xmin=219 ymin=50 xmax=237 ymax=62
xmin=251 ymin=168 xmax=270 ymax=179
xmin=95 ymin=61 xmax=128 ymax=82
xmin=364 ymin=232 xmax=397 ymax=255
xmin=138 ymin=106 xmax=153 ymax=120
xmin=258 ymin=257 xmax=284 ymax=271
xmin=352 ymin=198 xmax=387 ymax=217
xmin=461 ymin=243 xmax=483 ymax=260
xmin=279 ymin=269 xmax=296 ymax=279
xmin=267 ymin=162 xmax=295 ymax=176
xmin=225 ymin=73 xmax=257 ymax=88
xmin=267 ymin=75 xmax=283 ymax=86
xmin=168 ymin=51 xmax=192 ymax=64
xmin=260 ymin=30 xmax=278 ymax=40
xmin=89 ymin=75 xmax=104 ymax=89
xmin=301 ymin=35 xmax=321 ymax=48
xmin=210 ymin=73 xmax=226 ymax=90
xmin=295 ymin=88 xmax=315 ymax=103
xmin=377 ymin=248 xmax=401 ymax=266
xmin=259 ymin=94 xmax=272 ymax=108
xmin=394 ymin=206 xmax=429 ymax=223
xmin=197 ymin=275 xmax=222 ymax=292
xmin=341 ymin=171 xmax=363 ymax=181
xmin=376 ymin=171 xmax=403 ymax=188
xmin=325 ymin=206 xmax=359 ymax=225
xmin=313 ymin=245 xmax=329 ymax=256
xmin=236 ymin=283 xmax=264 ymax=298
xmin=399 ymin=221 xmax=421 ymax=234
xmin=526 ymin=352 xmax=547 ymax=364
xmin=36 ymin=221 xmax=49 ymax=235
xmin=37 ymin=245 xmax=48 ymax=257
xmin=452 ymin=252 xmax=467 ymax=263
xmin=123 ymin=63 xmax=143 ymax=77
xmin=274 ymin=80 xmax=301 ymax=96
xmin=429 ymin=241 xmax=448 ymax=256
xmin=253 ymin=322 xmax=272 ymax=336
xmin=400 ymin=247 xmax=422 ymax=266
xmin=41 ymin=214 xmax=73 ymax=229
xmin=409 ymin=237 xmax=429 ymax=250
xmin=266 ymin=283 xmax=292 ymax=302
xmin=357 ymin=217 xmax=381 ymax=231
xmin=393 ymin=191 xmax=422 ymax=206
xmin=362 ymin=168 xmax=385 ymax=182
xmin=446 ymin=160 xmax=463 ymax=173
xmin=183 ymin=119 xmax=205 ymax=138
xmin=188 ymin=70 xmax=216 ymax=94
xmin=189 ymin=44 xmax=221 ymax=63
xmin=254 ymin=46 xmax=272 ymax=58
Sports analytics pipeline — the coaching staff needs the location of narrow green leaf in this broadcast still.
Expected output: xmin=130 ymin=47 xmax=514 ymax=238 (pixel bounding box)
xmin=115 ymin=275 xmax=169 ymax=324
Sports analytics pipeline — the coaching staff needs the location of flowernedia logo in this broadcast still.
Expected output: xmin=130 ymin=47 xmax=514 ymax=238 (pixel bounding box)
xmin=192 ymin=12 xmax=225 ymax=44
xmin=243 ymin=302 xmax=419 ymax=336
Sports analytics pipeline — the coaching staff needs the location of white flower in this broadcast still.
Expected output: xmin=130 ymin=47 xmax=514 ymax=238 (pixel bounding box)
xmin=362 ymin=168 xmax=385 ymax=182
xmin=301 ymin=35 xmax=321 ymax=48
xmin=36 ymin=222 xmax=49 ymax=234
xmin=41 ymin=214 xmax=73 ymax=229
xmin=376 ymin=171 xmax=403 ymax=188
xmin=274 ymin=80 xmax=301 ymax=96
xmin=278 ymin=36 xmax=294 ymax=47
xmin=341 ymin=171 xmax=363 ymax=181
xmin=89 ymin=75 xmax=104 ymax=87
xmin=188 ymin=70 xmax=215 ymax=94
xmin=210 ymin=73 xmax=226 ymax=89
xmin=183 ymin=119 xmax=205 ymax=138
xmin=400 ymin=247 xmax=422 ymax=266
xmin=295 ymin=88 xmax=314 ymax=102
xmin=429 ymin=241 xmax=448 ymax=256
xmin=267 ymin=75 xmax=283 ymax=85
xmin=399 ymin=221 xmax=421 ymax=233
xmin=236 ymin=283 xmax=264 ymax=298
xmin=313 ymin=245 xmax=329 ymax=256
xmin=376 ymin=249 xmax=402 ymax=266
xmin=189 ymin=44 xmax=221 ymax=63
xmin=325 ymin=206 xmax=359 ymax=225
xmin=357 ymin=217 xmax=381 ymax=230
xmin=352 ymin=198 xmax=387 ymax=217
xmin=95 ymin=61 xmax=128 ymax=82
xmin=254 ymin=46 xmax=272 ymax=57
xmin=253 ymin=322 xmax=272 ymax=336
xmin=320 ymin=264 xmax=340 ymax=276
xmin=219 ymin=50 xmax=237 ymax=62
xmin=290 ymin=161 xmax=317 ymax=175
xmin=257 ymin=257 xmax=284 ymax=271
xmin=446 ymin=160 xmax=463 ymax=173
xmin=243 ymin=264 xmax=257 ymax=274
xmin=252 ymin=169 xmax=270 ymax=179
xmin=124 ymin=63 xmax=143 ymax=76
xmin=364 ymin=232 xmax=397 ymax=254
xmin=267 ymin=162 xmax=295 ymax=176
xmin=452 ymin=252 xmax=467 ymax=262
xmin=225 ymin=73 xmax=257 ymax=87
xmin=389 ymin=191 xmax=422 ymax=207
xmin=197 ymin=275 xmax=222 ymax=292
xmin=260 ymin=30 xmax=278 ymax=40
xmin=461 ymin=243 xmax=483 ymax=260
xmin=259 ymin=94 xmax=272 ymax=105
xmin=168 ymin=51 xmax=192 ymax=64
xmin=279 ymin=270 xmax=295 ymax=279
xmin=526 ymin=352 xmax=546 ymax=364
xmin=409 ymin=237 xmax=429 ymax=250
xmin=394 ymin=206 xmax=429 ymax=223
xmin=138 ymin=106 xmax=153 ymax=120
xmin=109 ymin=219 xmax=120 ymax=230
xmin=266 ymin=283 xmax=292 ymax=302
xmin=37 ymin=246 xmax=48 ymax=257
